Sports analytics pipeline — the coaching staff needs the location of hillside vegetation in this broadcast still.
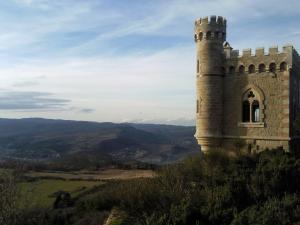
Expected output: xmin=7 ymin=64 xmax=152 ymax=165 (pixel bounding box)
xmin=1 ymin=149 xmax=300 ymax=225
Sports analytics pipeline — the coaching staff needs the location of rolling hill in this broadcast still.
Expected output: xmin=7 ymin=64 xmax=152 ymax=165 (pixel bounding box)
xmin=0 ymin=118 xmax=199 ymax=164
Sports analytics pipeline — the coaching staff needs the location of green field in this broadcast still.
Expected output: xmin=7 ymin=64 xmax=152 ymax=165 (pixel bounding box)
xmin=2 ymin=168 xmax=154 ymax=209
xmin=19 ymin=179 xmax=104 ymax=208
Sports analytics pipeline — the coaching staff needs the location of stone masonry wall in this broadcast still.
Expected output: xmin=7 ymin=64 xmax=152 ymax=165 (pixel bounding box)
xmin=222 ymin=46 xmax=292 ymax=151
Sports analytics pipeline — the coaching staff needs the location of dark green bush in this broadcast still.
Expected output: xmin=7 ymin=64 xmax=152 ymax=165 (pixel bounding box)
xmin=231 ymin=194 xmax=300 ymax=225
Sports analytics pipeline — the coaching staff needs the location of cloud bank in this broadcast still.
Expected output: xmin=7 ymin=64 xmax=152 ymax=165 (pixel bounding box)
xmin=0 ymin=91 xmax=70 ymax=110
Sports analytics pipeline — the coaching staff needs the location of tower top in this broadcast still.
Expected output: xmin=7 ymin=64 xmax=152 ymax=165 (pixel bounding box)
xmin=194 ymin=16 xmax=226 ymax=42
xmin=195 ymin=16 xmax=226 ymax=32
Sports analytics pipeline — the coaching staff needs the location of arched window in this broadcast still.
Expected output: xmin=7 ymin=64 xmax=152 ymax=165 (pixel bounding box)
xmin=280 ymin=62 xmax=287 ymax=72
xmin=229 ymin=66 xmax=235 ymax=74
xmin=194 ymin=34 xmax=197 ymax=41
xmin=242 ymin=100 xmax=250 ymax=122
xmin=249 ymin=64 xmax=255 ymax=74
xmin=206 ymin=31 xmax=211 ymax=40
xmin=269 ymin=63 xmax=276 ymax=73
xmin=199 ymin=32 xmax=203 ymax=41
xmin=215 ymin=32 xmax=220 ymax=39
xmin=242 ymin=90 xmax=261 ymax=123
xmin=252 ymin=100 xmax=260 ymax=122
xmin=197 ymin=59 xmax=199 ymax=73
xmin=196 ymin=100 xmax=199 ymax=113
xmin=258 ymin=63 xmax=266 ymax=73
xmin=239 ymin=65 xmax=245 ymax=74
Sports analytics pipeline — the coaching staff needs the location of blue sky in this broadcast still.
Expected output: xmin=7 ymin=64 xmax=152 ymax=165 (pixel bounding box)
xmin=0 ymin=0 xmax=299 ymax=125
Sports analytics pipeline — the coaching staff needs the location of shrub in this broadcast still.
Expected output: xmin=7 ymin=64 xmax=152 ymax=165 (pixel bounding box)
xmin=232 ymin=194 xmax=300 ymax=225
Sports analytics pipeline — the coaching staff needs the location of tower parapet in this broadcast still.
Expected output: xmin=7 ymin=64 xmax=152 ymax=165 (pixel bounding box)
xmin=194 ymin=16 xmax=226 ymax=43
xmin=225 ymin=45 xmax=294 ymax=58
xmin=223 ymin=45 xmax=294 ymax=76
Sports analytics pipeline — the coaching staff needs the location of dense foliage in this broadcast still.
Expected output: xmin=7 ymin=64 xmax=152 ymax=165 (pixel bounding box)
xmin=2 ymin=149 xmax=300 ymax=225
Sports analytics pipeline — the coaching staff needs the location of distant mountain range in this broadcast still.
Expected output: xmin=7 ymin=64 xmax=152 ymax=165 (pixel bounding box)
xmin=0 ymin=118 xmax=199 ymax=164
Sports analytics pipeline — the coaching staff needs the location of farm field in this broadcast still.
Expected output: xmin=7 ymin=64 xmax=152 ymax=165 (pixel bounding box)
xmin=19 ymin=179 xmax=104 ymax=208
xmin=0 ymin=167 xmax=156 ymax=208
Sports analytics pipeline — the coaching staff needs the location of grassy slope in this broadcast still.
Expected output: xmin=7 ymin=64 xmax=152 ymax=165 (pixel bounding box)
xmin=17 ymin=168 xmax=155 ymax=208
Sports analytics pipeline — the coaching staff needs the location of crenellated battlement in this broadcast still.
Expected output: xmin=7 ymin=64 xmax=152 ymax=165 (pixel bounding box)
xmin=195 ymin=15 xmax=226 ymax=26
xmin=225 ymin=45 xmax=294 ymax=60
xmin=194 ymin=15 xmax=226 ymax=42
xmin=224 ymin=44 xmax=294 ymax=75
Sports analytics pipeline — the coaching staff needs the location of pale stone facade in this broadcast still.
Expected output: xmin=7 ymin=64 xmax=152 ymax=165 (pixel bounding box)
xmin=194 ymin=16 xmax=300 ymax=153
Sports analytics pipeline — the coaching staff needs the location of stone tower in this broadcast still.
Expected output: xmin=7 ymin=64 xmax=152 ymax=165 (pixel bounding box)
xmin=193 ymin=16 xmax=300 ymax=153
xmin=194 ymin=16 xmax=226 ymax=152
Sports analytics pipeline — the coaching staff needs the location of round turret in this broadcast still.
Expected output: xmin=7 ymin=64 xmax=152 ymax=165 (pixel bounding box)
xmin=194 ymin=16 xmax=226 ymax=153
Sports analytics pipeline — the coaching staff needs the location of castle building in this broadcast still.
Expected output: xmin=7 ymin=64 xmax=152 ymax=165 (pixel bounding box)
xmin=194 ymin=16 xmax=300 ymax=153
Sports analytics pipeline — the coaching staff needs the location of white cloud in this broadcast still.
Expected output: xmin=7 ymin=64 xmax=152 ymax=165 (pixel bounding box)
xmin=0 ymin=44 xmax=195 ymax=123
xmin=0 ymin=0 xmax=299 ymax=125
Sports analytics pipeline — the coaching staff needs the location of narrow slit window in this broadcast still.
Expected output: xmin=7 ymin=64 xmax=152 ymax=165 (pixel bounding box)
xmin=249 ymin=65 xmax=255 ymax=74
xmin=280 ymin=62 xmax=287 ymax=72
xmin=269 ymin=63 xmax=276 ymax=73
xmin=206 ymin=31 xmax=211 ymax=40
xmin=259 ymin=64 xmax=266 ymax=73
xmin=221 ymin=67 xmax=226 ymax=75
xmin=239 ymin=65 xmax=245 ymax=74
xmin=199 ymin=32 xmax=203 ymax=41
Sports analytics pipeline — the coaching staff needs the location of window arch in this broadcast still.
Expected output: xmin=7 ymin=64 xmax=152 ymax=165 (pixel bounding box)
xmin=229 ymin=66 xmax=235 ymax=74
xmin=199 ymin=32 xmax=203 ymax=41
xmin=206 ymin=31 xmax=211 ymax=40
xmin=249 ymin=64 xmax=255 ymax=74
xmin=239 ymin=65 xmax=245 ymax=74
xmin=242 ymin=90 xmax=261 ymax=123
xmin=269 ymin=63 xmax=276 ymax=73
xmin=280 ymin=62 xmax=287 ymax=72
xmin=258 ymin=63 xmax=266 ymax=73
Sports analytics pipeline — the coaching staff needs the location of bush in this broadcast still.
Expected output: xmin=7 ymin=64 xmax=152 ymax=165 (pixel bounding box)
xmin=12 ymin=149 xmax=300 ymax=225
xmin=232 ymin=194 xmax=300 ymax=225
